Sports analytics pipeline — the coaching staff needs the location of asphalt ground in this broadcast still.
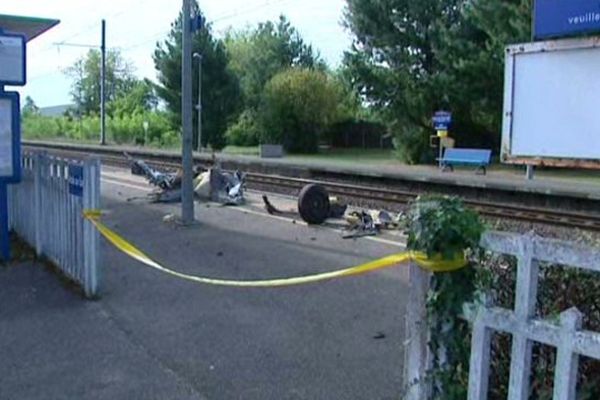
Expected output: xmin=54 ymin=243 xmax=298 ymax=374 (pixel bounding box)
xmin=0 ymin=167 xmax=409 ymax=400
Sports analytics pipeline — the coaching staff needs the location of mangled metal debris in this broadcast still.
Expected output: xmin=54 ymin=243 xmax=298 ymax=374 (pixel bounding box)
xmin=263 ymin=184 xmax=347 ymax=223
xmin=262 ymin=183 xmax=401 ymax=238
xmin=125 ymin=154 xmax=246 ymax=205
xmin=125 ymin=152 xmax=178 ymax=190
xmin=342 ymin=209 xmax=403 ymax=239
xmin=343 ymin=211 xmax=378 ymax=238
xmin=197 ymin=167 xmax=246 ymax=206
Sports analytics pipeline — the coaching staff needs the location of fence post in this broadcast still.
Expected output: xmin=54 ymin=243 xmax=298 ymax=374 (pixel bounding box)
xmin=82 ymin=157 xmax=100 ymax=298
xmin=553 ymin=308 xmax=582 ymax=400
xmin=467 ymin=294 xmax=493 ymax=400
xmin=404 ymin=262 xmax=432 ymax=400
xmin=508 ymin=233 xmax=539 ymax=400
xmin=33 ymin=152 xmax=44 ymax=256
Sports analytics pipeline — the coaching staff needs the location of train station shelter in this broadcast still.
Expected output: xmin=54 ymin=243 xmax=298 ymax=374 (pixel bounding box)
xmin=0 ymin=14 xmax=59 ymax=261
xmin=0 ymin=14 xmax=60 ymax=42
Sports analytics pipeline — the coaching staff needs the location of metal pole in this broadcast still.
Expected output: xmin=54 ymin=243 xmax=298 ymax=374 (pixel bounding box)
xmin=0 ymin=183 xmax=9 ymax=261
xmin=194 ymin=53 xmax=203 ymax=152
xmin=181 ymin=0 xmax=195 ymax=224
xmin=100 ymin=19 xmax=106 ymax=145
xmin=526 ymin=165 xmax=535 ymax=180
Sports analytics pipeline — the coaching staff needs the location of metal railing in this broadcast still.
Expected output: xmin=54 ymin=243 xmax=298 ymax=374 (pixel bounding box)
xmin=466 ymin=232 xmax=600 ymax=400
xmin=8 ymin=152 xmax=101 ymax=297
xmin=404 ymin=231 xmax=600 ymax=400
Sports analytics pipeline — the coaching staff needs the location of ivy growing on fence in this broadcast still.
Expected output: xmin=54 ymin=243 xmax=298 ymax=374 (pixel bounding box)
xmin=406 ymin=196 xmax=487 ymax=399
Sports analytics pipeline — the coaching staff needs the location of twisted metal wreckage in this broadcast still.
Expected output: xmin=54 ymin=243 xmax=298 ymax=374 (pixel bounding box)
xmin=124 ymin=153 xmax=245 ymax=205
xmin=125 ymin=153 xmax=403 ymax=238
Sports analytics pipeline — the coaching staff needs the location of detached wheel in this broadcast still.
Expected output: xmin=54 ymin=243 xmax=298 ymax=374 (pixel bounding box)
xmin=298 ymin=184 xmax=330 ymax=225
xmin=131 ymin=162 xmax=144 ymax=176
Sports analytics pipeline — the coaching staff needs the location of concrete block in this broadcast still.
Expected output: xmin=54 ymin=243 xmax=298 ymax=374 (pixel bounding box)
xmin=260 ymin=144 xmax=284 ymax=158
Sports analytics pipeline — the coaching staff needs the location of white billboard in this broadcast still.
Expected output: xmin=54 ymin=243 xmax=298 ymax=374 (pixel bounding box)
xmin=501 ymin=38 xmax=600 ymax=167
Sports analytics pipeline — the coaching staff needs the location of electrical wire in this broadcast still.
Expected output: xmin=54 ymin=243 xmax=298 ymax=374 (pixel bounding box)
xmin=119 ymin=0 xmax=297 ymax=52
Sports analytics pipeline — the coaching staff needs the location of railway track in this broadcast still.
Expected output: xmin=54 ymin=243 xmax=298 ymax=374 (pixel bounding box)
xmin=23 ymin=144 xmax=600 ymax=232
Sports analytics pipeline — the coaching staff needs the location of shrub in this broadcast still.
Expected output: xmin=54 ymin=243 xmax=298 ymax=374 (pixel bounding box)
xmin=392 ymin=123 xmax=434 ymax=165
xmin=261 ymin=68 xmax=341 ymax=153
xmin=22 ymin=111 xmax=177 ymax=147
xmin=225 ymin=110 xmax=262 ymax=146
xmin=22 ymin=115 xmax=63 ymax=139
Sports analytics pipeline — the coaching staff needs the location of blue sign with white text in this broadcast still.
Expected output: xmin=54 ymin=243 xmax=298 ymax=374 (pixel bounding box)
xmin=535 ymin=0 xmax=600 ymax=39
xmin=432 ymin=111 xmax=452 ymax=131
xmin=68 ymin=165 xmax=84 ymax=197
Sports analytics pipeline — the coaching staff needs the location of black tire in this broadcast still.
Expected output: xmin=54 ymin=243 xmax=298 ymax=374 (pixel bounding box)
xmin=131 ymin=162 xmax=144 ymax=176
xmin=298 ymin=184 xmax=331 ymax=225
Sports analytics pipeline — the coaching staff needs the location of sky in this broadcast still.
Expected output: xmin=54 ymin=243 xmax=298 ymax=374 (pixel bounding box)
xmin=2 ymin=0 xmax=353 ymax=107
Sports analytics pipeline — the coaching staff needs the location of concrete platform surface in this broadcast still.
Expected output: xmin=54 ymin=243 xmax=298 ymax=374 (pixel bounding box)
xmin=0 ymin=169 xmax=408 ymax=400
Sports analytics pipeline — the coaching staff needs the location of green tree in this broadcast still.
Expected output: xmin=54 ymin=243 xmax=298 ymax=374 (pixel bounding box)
xmin=108 ymin=79 xmax=159 ymax=118
xmin=226 ymin=15 xmax=325 ymax=111
xmin=343 ymin=0 xmax=531 ymax=163
xmin=22 ymin=96 xmax=39 ymax=117
xmin=261 ymin=68 xmax=341 ymax=153
xmin=65 ymin=49 xmax=136 ymax=115
xmin=153 ymin=2 xmax=239 ymax=150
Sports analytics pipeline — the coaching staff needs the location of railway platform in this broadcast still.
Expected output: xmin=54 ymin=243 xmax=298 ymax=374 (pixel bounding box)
xmin=1 ymin=166 xmax=407 ymax=400
xmin=24 ymin=140 xmax=600 ymax=203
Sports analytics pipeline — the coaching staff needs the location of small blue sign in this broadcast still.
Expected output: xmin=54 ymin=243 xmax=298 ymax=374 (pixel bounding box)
xmin=68 ymin=165 xmax=84 ymax=197
xmin=535 ymin=0 xmax=600 ymax=39
xmin=432 ymin=111 xmax=452 ymax=131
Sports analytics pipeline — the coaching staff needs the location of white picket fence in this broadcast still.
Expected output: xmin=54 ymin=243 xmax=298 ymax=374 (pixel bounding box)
xmin=404 ymin=231 xmax=600 ymax=400
xmin=8 ymin=152 xmax=101 ymax=297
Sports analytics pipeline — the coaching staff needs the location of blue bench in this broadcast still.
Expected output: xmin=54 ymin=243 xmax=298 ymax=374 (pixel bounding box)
xmin=439 ymin=148 xmax=491 ymax=175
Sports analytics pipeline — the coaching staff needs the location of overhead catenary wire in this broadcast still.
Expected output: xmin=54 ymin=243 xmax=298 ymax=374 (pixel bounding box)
xmin=119 ymin=0 xmax=297 ymax=53
xmin=26 ymin=0 xmax=305 ymax=86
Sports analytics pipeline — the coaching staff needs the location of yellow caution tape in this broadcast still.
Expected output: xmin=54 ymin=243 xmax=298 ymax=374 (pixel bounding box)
xmin=82 ymin=210 xmax=467 ymax=288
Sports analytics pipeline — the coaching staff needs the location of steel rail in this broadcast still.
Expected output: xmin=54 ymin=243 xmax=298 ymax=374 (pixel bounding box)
xmin=23 ymin=144 xmax=600 ymax=231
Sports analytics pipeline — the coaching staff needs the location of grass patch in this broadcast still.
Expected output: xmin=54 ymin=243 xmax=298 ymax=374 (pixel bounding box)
xmin=288 ymin=148 xmax=396 ymax=164
xmin=222 ymin=146 xmax=396 ymax=164
xmin=222 ymin=145 xmax=260 ymax=156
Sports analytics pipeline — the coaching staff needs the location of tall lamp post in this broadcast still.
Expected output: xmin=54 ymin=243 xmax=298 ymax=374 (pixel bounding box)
xmin=193 ymin=52 xmax=203 ymax=152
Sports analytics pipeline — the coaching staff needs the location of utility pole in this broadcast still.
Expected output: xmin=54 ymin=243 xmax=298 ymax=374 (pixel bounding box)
xmin=100 ymin=19 xmax=106 ymax=145
xmin=193 ymin=53 xmax=202 ymax=152
xmin=181 ymin=0 xmax=195 ymax=224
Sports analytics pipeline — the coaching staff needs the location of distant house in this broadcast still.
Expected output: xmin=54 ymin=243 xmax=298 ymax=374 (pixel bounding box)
xmin=39 ymin=104 xmax=73 ymax=117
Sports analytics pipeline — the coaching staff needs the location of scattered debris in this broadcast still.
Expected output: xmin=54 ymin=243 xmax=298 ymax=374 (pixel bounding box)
xmin=343 ymin=211 xmax=378 ymax=239
xmin=125 ymin=152 xmax=178 ymax=190
xmin=328 ymin=197 xmax=348 ymax=219
xmin=125 ymin=154 xmax=246 ymax=205
xmin=163 ymin=213 xmax=177 ymax=223
xmin=373 ymin=332 xmax=386 ymax=340
xmin=342 ymin=210 xmax=402 ymax=239
xmin=193 ymin=167 xmax=246 ymax=205
xmin=210 ymin=168 xmax=246 ymax=206
xmin=262 ymin=195 xmax=301 ymax=219
xmin=263 ymin=195 xmax=281 ymax=215
xmin=263 ymin=186 xmax=348 ymax=224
